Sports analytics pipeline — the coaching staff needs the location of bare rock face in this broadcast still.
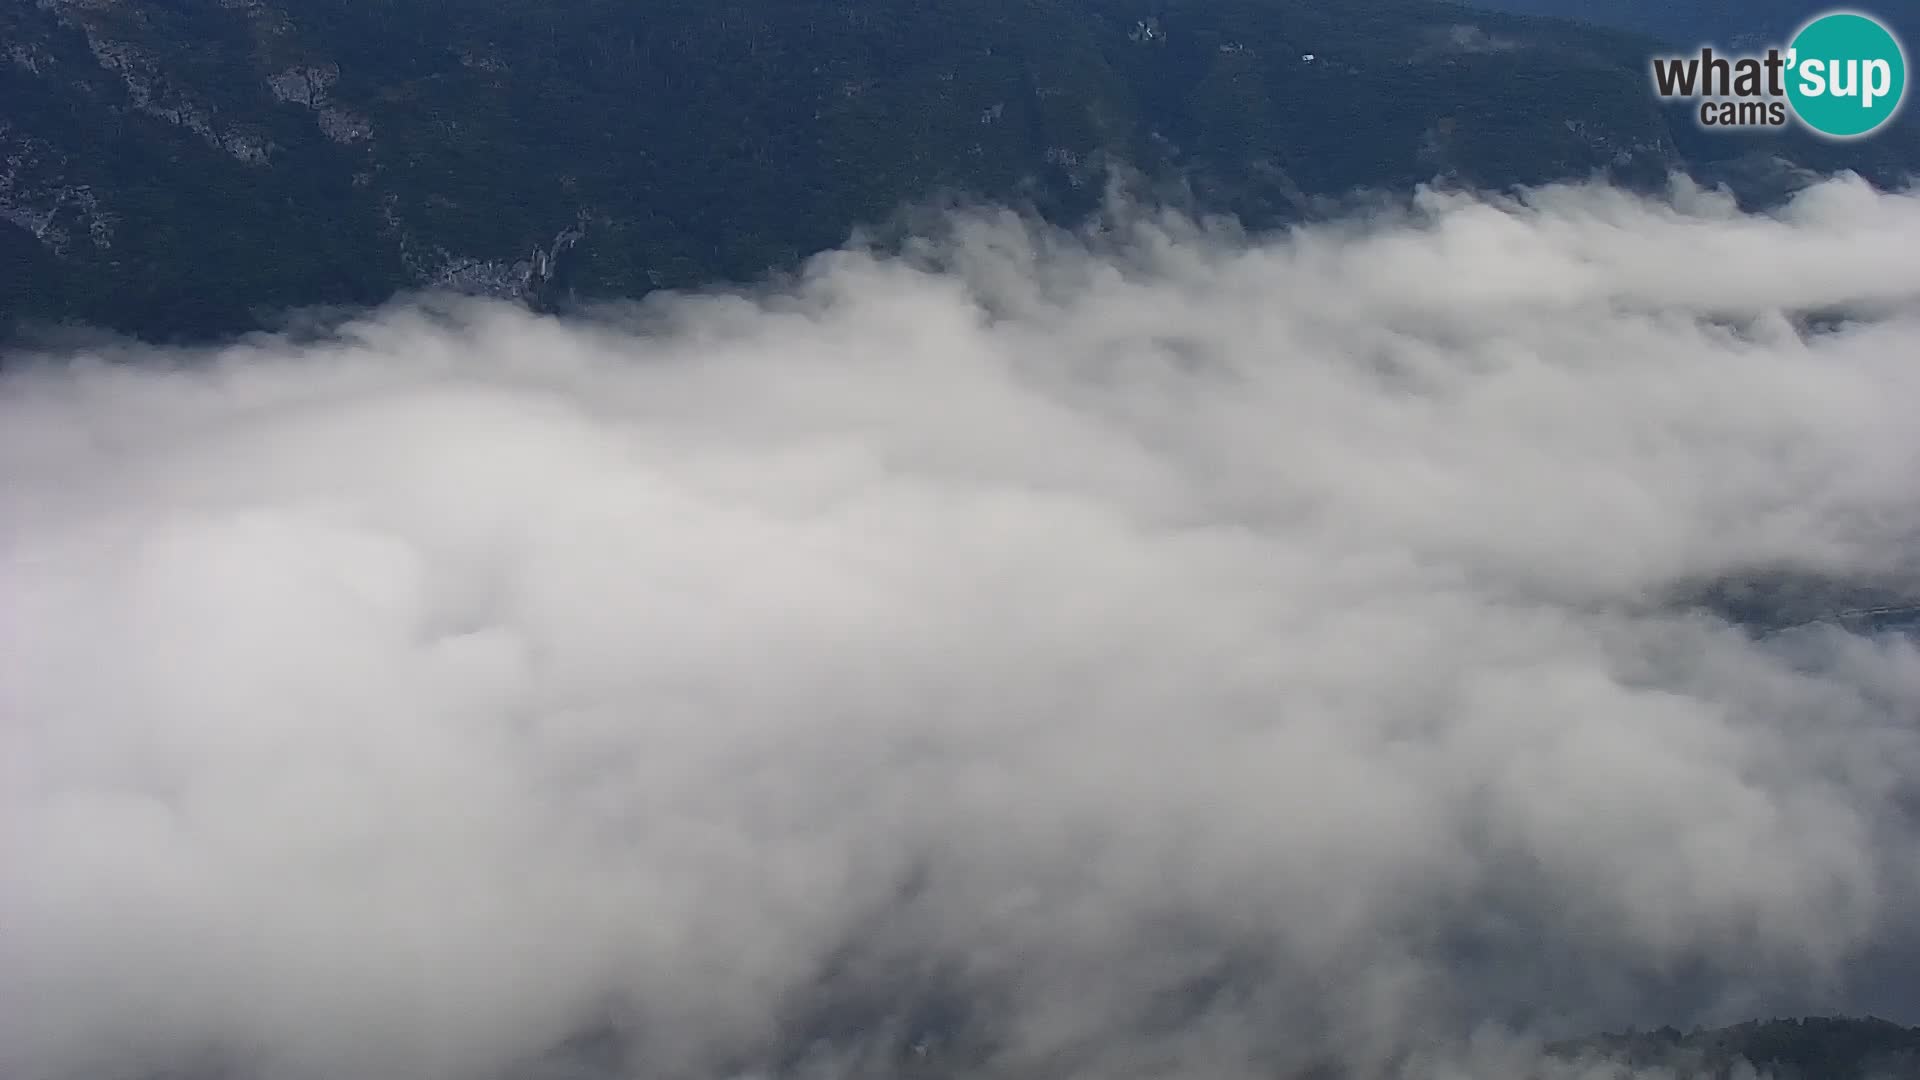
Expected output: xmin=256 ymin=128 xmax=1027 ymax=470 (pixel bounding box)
xmin=0 ymin=123 xmax=115 ymax=255
xmin=267 ymin=63 xmax=372 ymax=143
xmin=267 ymin=64 xmax=335 ymax=107
xmin=316 ymin=106 xmax=372 ymax=144
xmin=32 ymin=0 xmax=275 ymax=164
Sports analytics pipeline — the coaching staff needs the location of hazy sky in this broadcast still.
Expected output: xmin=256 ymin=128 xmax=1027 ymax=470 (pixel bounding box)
xmin=4 ymin=174 xmax=1920 ymax=1080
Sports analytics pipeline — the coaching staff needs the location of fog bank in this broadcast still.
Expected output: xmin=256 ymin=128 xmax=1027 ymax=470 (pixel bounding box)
xmin=5 ymin=174 xmax=1920 ymax=1080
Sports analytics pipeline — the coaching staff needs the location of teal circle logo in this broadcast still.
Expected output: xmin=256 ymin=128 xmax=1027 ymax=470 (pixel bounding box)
xmin=1786 ymin=11 xmax=1907 ymax=138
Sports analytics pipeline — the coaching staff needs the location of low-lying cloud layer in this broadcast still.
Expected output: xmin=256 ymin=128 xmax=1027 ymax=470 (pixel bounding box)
xmin=5 ymin=175 xmax=1920 ymax=1080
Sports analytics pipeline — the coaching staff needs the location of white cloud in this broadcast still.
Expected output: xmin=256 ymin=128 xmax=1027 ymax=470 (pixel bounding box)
xmin=4 ymin=174 xmax=1920 ymax=1080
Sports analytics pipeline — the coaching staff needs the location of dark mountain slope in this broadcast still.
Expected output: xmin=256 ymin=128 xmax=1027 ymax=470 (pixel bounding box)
xmin=502 ymin=1015 xmax=1920 ymax=1080
xmin=1456 ymin=0 xmax=1920 ymax=49
xmin=1547 ymin=1017 xmax=1920 ymax=1079
xmin=2 ymin=0 xmax=1915 ymax=342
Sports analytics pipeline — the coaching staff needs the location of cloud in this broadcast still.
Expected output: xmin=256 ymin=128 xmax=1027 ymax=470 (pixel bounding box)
xmin=1426 ymin=25 xmax=1524 ymax=55
xmin=4 ymin=173 xmax=1920 ymax=1080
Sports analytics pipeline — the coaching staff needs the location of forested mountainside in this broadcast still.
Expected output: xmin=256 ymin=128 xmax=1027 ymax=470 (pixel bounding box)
xmin=1459 ymin=0 xmax=1920 ymax=49
xmin=513 ymin=1016 xmax=1920 ymax=1079
xmin=1546 ymin=1017 xmax=1920 ymax=1080
xmin=4 ymin=0 xmax=1918 ymax=342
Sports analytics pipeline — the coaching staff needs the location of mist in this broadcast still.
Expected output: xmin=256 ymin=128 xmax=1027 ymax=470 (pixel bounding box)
xmin=4 ymin=173 xmax=1920 ymax=1080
